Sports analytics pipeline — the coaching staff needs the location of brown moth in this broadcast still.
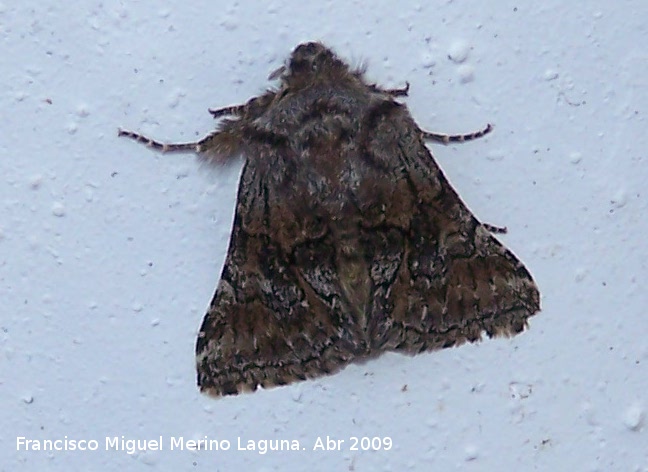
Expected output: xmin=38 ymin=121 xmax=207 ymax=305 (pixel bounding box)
xmin=119 ymin=42 xmax=540 ymax=397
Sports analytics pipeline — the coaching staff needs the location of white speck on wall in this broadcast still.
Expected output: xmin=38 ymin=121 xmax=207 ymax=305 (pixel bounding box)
xmin=131 ymin=302 xmax=144 ymax=313
xmin=29 ymin=175 xmax=43 ymax=189
xmin=486 ymin=149 xmax=505 ymax=162
xmin=168 ymin=89 xmax=187 ymax=109
xmin=569 ymin=151 xmax=583 ymax=164
xmin=457 ymin=64 xmax=475 ymax=84
xmin=51 ymin=202 xmax=65 ymax=217
xmin=447 ymin=40 xmax=470 ymax=63
xmin=420 ymin=52 xmax=436 ymax=69
xmin=76 ymin=105 xmax=90 ymax=118
xmin=610 ymin=189 xmax=627 ymax=209
xmin=623 ymin=403 xmax=645 ymax=432
xmin=464 ymin=444 xmax=479 ymax=461
xmin=543 ymin=69 xmax=559 ymax=81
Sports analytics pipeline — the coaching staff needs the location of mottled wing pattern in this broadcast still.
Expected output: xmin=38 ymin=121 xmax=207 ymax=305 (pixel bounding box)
xmin=196 ymin=99 xmax=539 ymax=397
xmin=196 ymin=161 xmax=364 ymax=396
xmin=360 ymin=105 xmax=540 ymax=353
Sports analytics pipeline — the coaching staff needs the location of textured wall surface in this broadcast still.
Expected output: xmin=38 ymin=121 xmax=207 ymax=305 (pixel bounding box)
xmin=2 ymin=1 xmax=646 ymax=470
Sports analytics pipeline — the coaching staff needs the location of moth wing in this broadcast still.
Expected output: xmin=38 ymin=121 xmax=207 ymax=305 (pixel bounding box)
xmin=360 ymin=107 xmax=540 ymax=353
xmin=195 ymin=163 xmax=361 ymax=397
xmin=367 ymin=221 xmax=541 ymax=353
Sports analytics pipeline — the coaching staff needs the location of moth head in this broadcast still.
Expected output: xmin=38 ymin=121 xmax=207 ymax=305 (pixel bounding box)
xmin=270 ymin=42 xmax=349 ymax=87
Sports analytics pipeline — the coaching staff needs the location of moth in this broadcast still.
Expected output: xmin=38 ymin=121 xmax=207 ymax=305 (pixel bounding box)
xmin=119 ymin=42 xmax=540 ymax=397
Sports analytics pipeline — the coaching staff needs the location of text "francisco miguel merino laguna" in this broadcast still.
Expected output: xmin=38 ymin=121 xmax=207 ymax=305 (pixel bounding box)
xmin=17 ymin=436 xmax=306 ymax=455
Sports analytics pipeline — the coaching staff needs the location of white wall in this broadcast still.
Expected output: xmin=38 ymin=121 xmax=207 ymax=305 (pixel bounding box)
xmin=2 ymin=0 xmax=646 ymax=470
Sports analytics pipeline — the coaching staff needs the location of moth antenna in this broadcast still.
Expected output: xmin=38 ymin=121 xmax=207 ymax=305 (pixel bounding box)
xmin=423 ymin=123 xmax=493 ymax=144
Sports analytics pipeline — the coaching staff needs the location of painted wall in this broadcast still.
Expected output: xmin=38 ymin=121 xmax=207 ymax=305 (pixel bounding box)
xmin=2 ymin=0 xmax=646 ymax=470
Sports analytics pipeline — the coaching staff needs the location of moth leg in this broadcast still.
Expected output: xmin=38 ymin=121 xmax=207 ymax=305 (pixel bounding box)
xmin=208 ymin=104 xmax=246 ymax=119
xmin=483 ymin=223 xmax=508 ymax=234
xmin=368 ymin=82 xmax=409 ymax=97
xmin=384 ymin=81 xmax=410 ymax=97
xmin=117 ymin=128 xmax=211 ymax=153
xmin=422 ymin=123 xmax=492 ymax=144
